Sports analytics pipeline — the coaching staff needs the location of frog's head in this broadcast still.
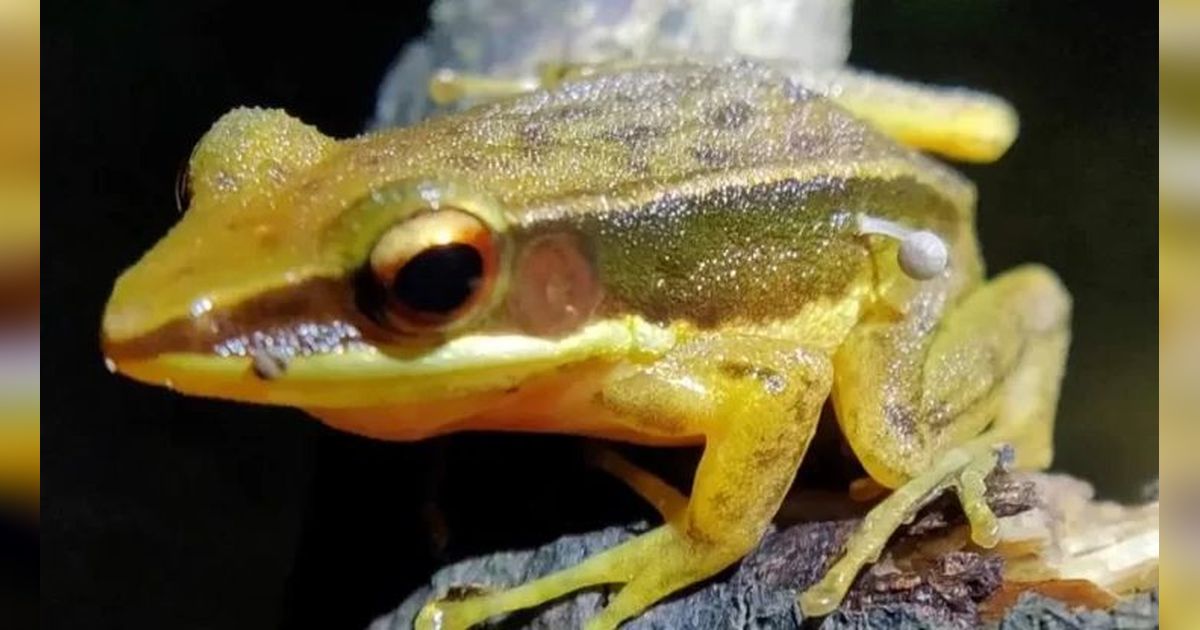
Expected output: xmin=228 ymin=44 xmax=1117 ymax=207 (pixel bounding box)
xmin=101 ymin=108 xmax=672 ymax=431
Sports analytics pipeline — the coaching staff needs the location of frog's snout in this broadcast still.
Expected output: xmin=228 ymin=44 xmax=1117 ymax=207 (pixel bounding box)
xmin=99 ymin=296 xmax=144 ymax=373
xmin=98 ymin=299 xmax=172 ymax=388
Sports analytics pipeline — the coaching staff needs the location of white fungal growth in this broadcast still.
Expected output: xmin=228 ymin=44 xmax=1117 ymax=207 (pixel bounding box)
xmin=855 ymin=213 xmax=949 ymax=280
xmin=898 ymin=230 xmax=949 ymax=280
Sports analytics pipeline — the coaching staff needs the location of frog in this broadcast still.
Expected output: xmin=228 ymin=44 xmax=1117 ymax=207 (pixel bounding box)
xmin=100 ymin=60 xmax=1070 ymax=629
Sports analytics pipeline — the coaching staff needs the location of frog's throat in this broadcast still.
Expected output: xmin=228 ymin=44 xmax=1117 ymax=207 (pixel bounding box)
xmin=103 ymin=317 xmax=678 ymax=409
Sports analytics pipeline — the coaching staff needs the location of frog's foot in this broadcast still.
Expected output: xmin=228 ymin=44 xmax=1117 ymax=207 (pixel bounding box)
xmin=848 ymin=476 xmax=888 ymax=502
xmin=414 ymin=522 xmax=744 ymax=630
xmin=797 ymin=441 xmax=1002 ymax=617
xmin=428 ymin=61 xmax=624 ymax=107
xmin=427 ymin=59 xmax=611 ymax=106
xmin=427 ymin=69 xmax=540 ymax=106
xmin=585 ymin=444 xmax=687 ymax=522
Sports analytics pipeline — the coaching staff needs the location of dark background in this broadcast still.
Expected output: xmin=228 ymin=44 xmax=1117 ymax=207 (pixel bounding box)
xmin=42 ymin=1 xmax=1156 ymax=629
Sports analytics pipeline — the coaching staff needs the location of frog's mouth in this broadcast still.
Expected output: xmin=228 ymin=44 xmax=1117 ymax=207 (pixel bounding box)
xmin=101 ymin=278 xmax=676 ymax=409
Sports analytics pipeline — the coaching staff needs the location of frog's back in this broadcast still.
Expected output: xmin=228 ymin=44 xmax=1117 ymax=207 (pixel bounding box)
xmin=339 ymin=60 xmax=973 ymax=214
xmin=313 ymin=61 xmax=979 ymax=331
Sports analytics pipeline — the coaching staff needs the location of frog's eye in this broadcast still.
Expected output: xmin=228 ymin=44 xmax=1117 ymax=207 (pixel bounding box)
xmin=363 ymin=208 xmax=500 ymax=333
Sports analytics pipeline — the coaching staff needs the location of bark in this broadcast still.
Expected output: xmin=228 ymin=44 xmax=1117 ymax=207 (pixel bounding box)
xmin=370 ymin=470 xmax=1158 ymax=629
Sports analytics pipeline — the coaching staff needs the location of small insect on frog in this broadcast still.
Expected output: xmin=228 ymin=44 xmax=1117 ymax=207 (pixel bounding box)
xmin=101 ymin=61 xmax=1070 ymax=629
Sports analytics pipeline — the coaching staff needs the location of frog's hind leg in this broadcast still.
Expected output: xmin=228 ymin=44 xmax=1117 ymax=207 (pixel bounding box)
xmin=795 ymin=67 xmax=1020 ymax=163
xmin=416 ymin=336 xmax=833 ymax=630
xmin=800 ymin=264 xmax=1071 ymax=616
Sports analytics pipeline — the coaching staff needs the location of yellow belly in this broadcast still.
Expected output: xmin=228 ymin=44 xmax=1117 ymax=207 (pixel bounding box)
xmin=308 ymin=359 xmax=703 ymax=446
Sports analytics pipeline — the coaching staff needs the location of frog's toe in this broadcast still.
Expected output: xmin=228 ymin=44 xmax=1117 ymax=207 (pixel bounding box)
xmin=415 ymin=585 xmax=502 ymax=630
xmin=797 ymin=443 xmax=1007 ymax=617
xmin=798 ymin=580 xmax=847 ymax=617
xmin=415 ymin=599 xmax=470 ymax=630
xmin=955 ymin=447 xmax=1000 ymax=547
xmin=414 ymin=599 xmax=449 ymax=630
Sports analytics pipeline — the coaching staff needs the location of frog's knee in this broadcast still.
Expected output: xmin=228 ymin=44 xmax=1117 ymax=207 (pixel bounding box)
xmin=1003 ymin=264 xmax=1072 ymax=334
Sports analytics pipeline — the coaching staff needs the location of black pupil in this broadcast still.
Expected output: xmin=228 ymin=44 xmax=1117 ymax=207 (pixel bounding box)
xmin=391 ymin=243 xmax=484 ymax=315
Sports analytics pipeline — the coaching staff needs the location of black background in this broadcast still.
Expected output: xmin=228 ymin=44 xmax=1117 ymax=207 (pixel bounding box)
xmin=42 ymin=2 xmax=1156 ymax=629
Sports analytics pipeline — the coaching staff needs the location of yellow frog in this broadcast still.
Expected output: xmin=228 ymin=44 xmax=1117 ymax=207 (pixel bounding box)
xmin=100 ymin=61 xmax=1070 ymax=629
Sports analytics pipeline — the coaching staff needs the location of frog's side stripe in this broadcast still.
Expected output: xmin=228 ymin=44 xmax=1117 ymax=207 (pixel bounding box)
xmin=109 ymin=316 xmax=679 ymax=407
xmin=515 ymin=159 xmax=974 ymax=223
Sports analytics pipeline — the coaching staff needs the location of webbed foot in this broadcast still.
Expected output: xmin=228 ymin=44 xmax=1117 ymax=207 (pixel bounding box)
xmin=413 ymin=524 xmax=744 ymax=630
xmin=798 ymin=442 xmax=1003 ymax=617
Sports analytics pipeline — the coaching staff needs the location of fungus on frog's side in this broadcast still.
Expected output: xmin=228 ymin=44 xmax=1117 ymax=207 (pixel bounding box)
xmin=856 ymin=213 xmax=949 ymax=280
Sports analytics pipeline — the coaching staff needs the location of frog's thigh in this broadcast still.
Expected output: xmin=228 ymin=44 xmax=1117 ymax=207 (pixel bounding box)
xmin=801 ymin=264 xmax=1070 ymax=616
xmin=837 ymin=263 xmax=1071 ymax=485
xmin=416 ymin=336 xmax=832 ymax=630
xmin=807 ymin=68 xmax=1020 ymax=163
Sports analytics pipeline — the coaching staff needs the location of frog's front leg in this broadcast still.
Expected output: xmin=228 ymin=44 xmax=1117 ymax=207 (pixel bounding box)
xmin=799 ymin=264 xmax=1071 ymax=616
xmin=416 ymin=336 xmax=832 ymax=630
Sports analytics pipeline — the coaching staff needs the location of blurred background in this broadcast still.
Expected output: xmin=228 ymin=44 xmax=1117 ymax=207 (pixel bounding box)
xmin=42 ymin=1 xmax=1154 ymax=628
xmin=1161 ymin=1 xmax=1196 ymax=626
xmin=0 ymin=0 xmax=39 ymax=627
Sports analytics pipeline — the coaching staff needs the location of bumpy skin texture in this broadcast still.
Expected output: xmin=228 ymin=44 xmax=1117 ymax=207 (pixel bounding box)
xmin=100 ymin=61 xmax=1071 ymax=628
